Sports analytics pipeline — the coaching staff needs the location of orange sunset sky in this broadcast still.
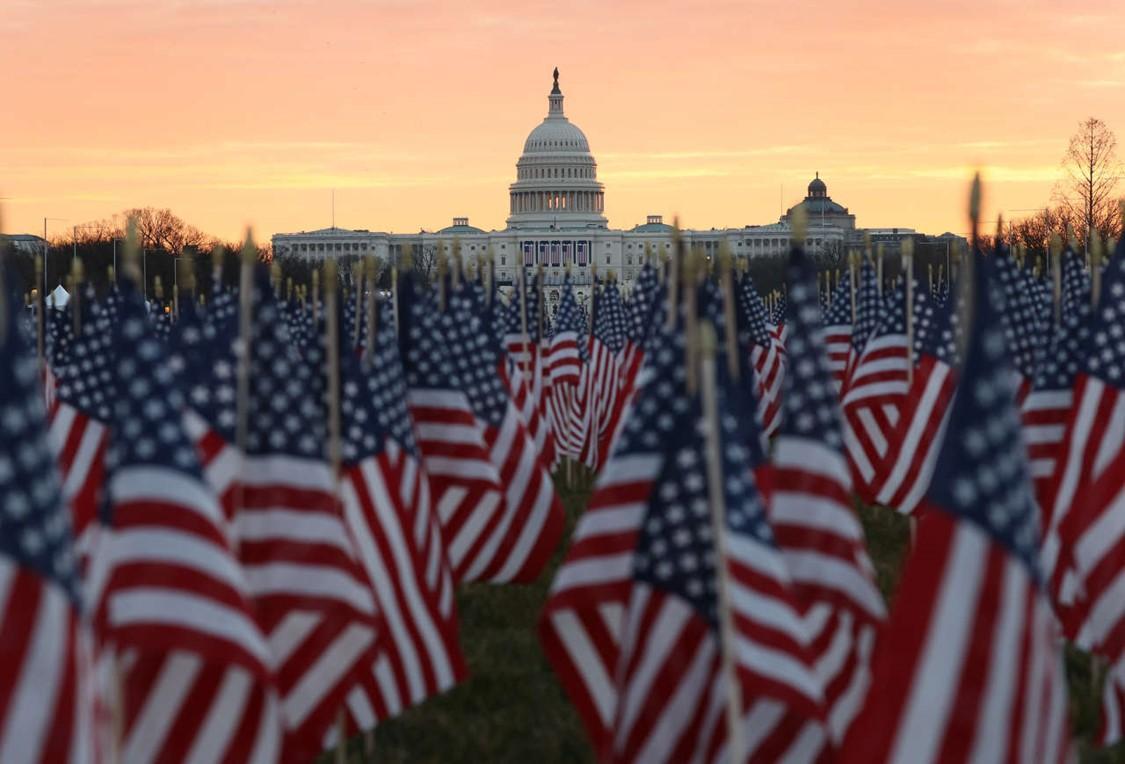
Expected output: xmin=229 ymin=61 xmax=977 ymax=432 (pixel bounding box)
xmin=3 ymin=0 xmax=1125 ymax=242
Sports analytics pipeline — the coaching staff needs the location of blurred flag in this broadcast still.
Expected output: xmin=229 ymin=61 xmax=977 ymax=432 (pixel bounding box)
xmin=0 ymin=265 xmax=90 ymax=763
xmin=841 ymin=279 xmax=912 ymax=500
xmin=333 ymin=300 xmax=466 ymax=733
xmin=765 ymin=245 xmax=886 ymax=756
xmin=90 ymin=281 xmax=281 ymax=762
xmin=541 ymin=316 xmax=821 ymax=761
xmin=841 ymin=256 xmax=1070 ymax=763
xmin=871 ymin=285 xmax=960 ymax=515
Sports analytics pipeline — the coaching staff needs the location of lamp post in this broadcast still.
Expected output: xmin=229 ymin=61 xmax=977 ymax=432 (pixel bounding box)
xmin=42 ymin=217 xmax=67 ymax=298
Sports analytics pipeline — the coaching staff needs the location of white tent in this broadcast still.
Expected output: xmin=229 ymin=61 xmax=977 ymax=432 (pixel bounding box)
xmin=47 ymin=284 xmax=70 ymax=309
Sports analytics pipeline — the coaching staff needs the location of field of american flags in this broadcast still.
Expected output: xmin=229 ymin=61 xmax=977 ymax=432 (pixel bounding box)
xmin=6 ymin=187 xmax=1125 ymax=763
xmin=357 ymin=483 xmax=1118 ymax=763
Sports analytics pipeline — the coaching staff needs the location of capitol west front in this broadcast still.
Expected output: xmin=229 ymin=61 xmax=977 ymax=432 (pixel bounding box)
xmin=272 ymin=70 xmax=958 ymax=309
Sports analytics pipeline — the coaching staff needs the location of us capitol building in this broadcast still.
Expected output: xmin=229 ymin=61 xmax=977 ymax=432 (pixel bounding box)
xmin=272 ymin=69 xmax=960 ymax=307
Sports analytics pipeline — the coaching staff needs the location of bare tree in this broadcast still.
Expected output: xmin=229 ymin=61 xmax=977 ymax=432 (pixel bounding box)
xmin=1056 ymin=118 xmax=1122 ymax=243
xmin=123 ymin=207 xmax=207 ymax=254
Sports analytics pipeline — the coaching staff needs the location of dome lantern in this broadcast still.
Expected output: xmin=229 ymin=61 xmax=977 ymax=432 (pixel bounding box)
xmin=507 ymin=69 xmax=607 ymax=230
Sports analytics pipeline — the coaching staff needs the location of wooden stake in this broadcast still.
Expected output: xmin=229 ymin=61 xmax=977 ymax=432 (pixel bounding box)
xmin=667 ymin=221 xmax=681 ymax=330
xmin=517 ymin=264 xmax=531 ymax=381
xmin=903 ymin=240 xmax=914 ymax=387
xmin=1049 ymin=233 xmax=1062 ymax=327
xmin=718 ymin=243 xmax=740 ymax=382
xmin=698 ymin=321 xmax=744 ymax=764
xmin=235 ymin=230 xmax=256 ymax=465
xmin=875 ymin=243 xmax=884 ymax=295
xmin=1090 ymin=231 xmax=1103 ymax=307
xmin=683 ymin=249 xmax=699 ymax=396
xmin=70 ymin=258 xmax=84 ymax=337
xmin=363 ymin=257 xmax=378 ymax=367
xmin=312 ymin=268 xmax=321 ymax=323
xmin=34 ymin=254 xmax=44 ymax=365
xmin=849 ymin=250 xmax=858 ymax=325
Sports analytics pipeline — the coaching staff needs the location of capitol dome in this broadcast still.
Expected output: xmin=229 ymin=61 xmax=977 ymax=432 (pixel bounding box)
xmin=507 ymin=68 xmax=607 ymax=230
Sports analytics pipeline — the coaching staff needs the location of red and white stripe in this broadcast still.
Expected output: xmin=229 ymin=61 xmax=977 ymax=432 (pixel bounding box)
xmin=824 ymin=323 xmax=852 ymax=395
xmin=502 ymin=357 xmax=555 ymax=472
xmin=758 ymin=437 xmax=886 ymax=757
xmin=841 ymin=332 xmax=911 ymax=499
xmin=1040 ymin=375 xmax=1125 ymax=642
xmin=840 ymin=514 xmax=1070 ymax=764
xmin=474 ymin=402 xmax=565 ymax=583
xmin=579 ymin=337 xmax=623 ymax=470
xmin=47 ymin=402 xmax=109 ymax=566
xmin=0 ymin=561 xmax=91 ymax=764
xmin=84 ymin=465 xmax=283 ymax=762
xmin=407 ymin=387 xmax=510 ymax=583
xmin=336 ymin=442 xmax=466 ymax=730
xmin=872 ymin=355 xmax=958 ymax=515
xmin=195 ymin=450 xmax=380 ymax=759
xmin=1021 ymin=388 xmax=1073 ymax=497
xmin=241 ymin=454 xmax=380 ymax=758
xmin=113 ymin=649 xmax=282 ymax=763
xmin=750 ymin=332 xmax=787 ymax=439
xmin=539 ymin=453 xmax=659 ymax=748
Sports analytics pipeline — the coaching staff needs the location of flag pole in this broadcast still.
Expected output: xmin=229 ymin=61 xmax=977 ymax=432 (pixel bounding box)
xmin=1049 ymin=233 xmax=1062 ymax=328
xmin=321 ymin=258 xmax=350 ymax=764
xmin=363 ymin=257 xmax=378 ymax=368
xmin=1090 ymin=230 xmax=1103 ymax=308
xmin=849 ymin=249 xmax=858 ymax=325
xmin=903 ymin=239 xmax=914 ymax=387
xmin=667 ymin=220 xmax=681 ymax=330
xmin=698 ymin=320 xmax=744 ymax=764
xmin=34 ymin=253 xmax=44 ymax=367
xmin=69 ymin=257 xmax=83 ymax=338
xmin=234 ymin=231 xmax=256 ymax=542
xmin=718 ymin=243 xmax=740 ymax=382
xmin=518 ymin=263 xmax=530 ymax=381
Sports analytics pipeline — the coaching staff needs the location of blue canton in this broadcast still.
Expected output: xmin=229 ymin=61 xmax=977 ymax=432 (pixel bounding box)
xmin=927 ymin=256 xmax=1041 ymax=577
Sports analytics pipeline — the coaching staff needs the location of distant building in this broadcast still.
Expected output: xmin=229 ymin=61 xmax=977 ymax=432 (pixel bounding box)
xmin=1 ymin=234 xmax=48 ymax=255
xmin=273 ymin=69 xmax=964 ymax=309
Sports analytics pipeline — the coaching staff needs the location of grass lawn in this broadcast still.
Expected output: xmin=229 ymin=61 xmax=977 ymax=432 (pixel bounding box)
xmin=331 ymin=473 xmax=1125 ymax=762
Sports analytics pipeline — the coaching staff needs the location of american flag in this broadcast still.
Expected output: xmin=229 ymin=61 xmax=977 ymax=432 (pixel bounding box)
xmin=91 ymin=281 xmax=282 ymax=762
xmin=822 ymin=275 xmax=853 ymax=394
xmin=48 ymin=291 xmax=118 ymax=570
xmin=1021 ymin=249 xmax=1090 ymax=502
xmin=840 ymin=255 xmax=1070 ymax=763
xmin=0 ymin=270 xmax=90 ymax=763
xmin=540 ymin=317 xmax=821 ymax=762
xmin=398 ymin=275 xmax=511 ymax=584
xmin=841 ymin=278 xmax=911 ymax=500
xmin=181 ymin=276 xmax=379 ymax=758
xmin=545 ymin=277 xmax=588 ymax=460
xmin=587 ymin=281 xmax=632 ymax=468
xmin=441 ymin=284 xmax=564 ymax=583
xmin=769 ymin=290 xmax=787 ymax=327
xmin=764 ymin=245 xmax=886 ymax=757
xmin=735 ymin=272 xmax=786 ymax=437
xmin=503 ymin=273 xmax=558 ymax=470
xmin=333 ymin=300 xmax=466 ymax=734
xmin=845 ymin=260 xmax=885 ymax=378
xmin=44 ymin=303 xmax=73 ymax=409
xmin=1041 ymin=239 xmax=1125 ymax=722
xmin=994 ymin=254 xmax=1049 ymax=403
xmin=871 ymin=285 xmax=960 ymax=515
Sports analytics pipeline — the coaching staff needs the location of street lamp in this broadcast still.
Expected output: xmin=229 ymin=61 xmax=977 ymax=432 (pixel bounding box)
xmin=42 ymin=217 xmax=67 ymax=297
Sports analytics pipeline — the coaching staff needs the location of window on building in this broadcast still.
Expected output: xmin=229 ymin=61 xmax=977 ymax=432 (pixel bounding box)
xmin=500 ymin=256 xmax=506 ymax=265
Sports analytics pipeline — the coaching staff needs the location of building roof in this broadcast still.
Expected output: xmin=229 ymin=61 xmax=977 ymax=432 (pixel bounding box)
xmin=630 ymin=221 xmax=674 ymax=233
xmin=521 ymin=69 xmax=592 ymax=154
xmin=438 ymin=222 xmax=485 ymax=235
